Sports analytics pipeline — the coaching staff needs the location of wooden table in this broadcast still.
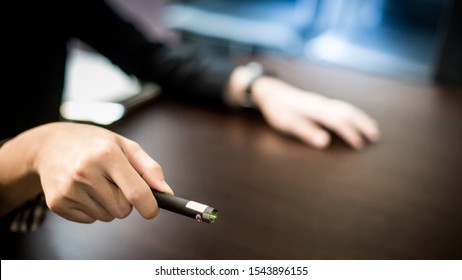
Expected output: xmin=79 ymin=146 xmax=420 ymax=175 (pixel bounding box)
xmin=3 ymin=56 xmax=462 ymax=259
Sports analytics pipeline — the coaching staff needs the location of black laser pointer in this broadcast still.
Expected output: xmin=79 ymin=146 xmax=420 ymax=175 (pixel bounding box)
xmin=152 ymin=190 xmax=218 ymax=223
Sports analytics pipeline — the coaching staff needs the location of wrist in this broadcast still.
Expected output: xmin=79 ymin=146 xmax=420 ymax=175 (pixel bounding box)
xmin=226 ymin=62 xmax=275 ymax=109
xmin=0 ymin=130 xmax=43 ymax=216
xmin=240 ymin=62 xmax=266 ymax=108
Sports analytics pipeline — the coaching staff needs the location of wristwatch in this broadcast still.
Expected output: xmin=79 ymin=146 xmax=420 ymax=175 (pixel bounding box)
xmin=240 ymin=62 xmax=273 ymax=108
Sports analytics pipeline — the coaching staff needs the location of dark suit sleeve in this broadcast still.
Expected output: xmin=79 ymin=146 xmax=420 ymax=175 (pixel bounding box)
xmin=69 ymin=0 xmax=235 ymax=106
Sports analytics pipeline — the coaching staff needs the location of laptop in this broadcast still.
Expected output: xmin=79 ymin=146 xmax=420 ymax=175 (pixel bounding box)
xmin=60 ymin=48 xmax=161 ymax=125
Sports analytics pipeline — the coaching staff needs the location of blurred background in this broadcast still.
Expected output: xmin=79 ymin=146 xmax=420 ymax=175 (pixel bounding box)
xmin=63 ymin=0 xmax=459 ymax=122
xmin=107 ymin=0 xmax=460 ymax=87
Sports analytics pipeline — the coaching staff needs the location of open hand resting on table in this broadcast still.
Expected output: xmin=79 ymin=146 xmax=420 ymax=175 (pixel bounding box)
xmin=0 ymin=122 xmax=173 ymax=223
xmin=227 ymin=65 xmax=380 ymax=150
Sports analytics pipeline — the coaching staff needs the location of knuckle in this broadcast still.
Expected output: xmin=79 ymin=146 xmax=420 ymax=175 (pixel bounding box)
xmin=91 ymin=207 xmax=115 ymax=222
xmin=70 ymin=140 xmax=118 ymax=180
xmin=93 ymin=140 xmax=118 ymax=160
xmin=45 ymin=185 xmax=73 ymax=212
xmin=116 ymin=204 xmax=133 ymax=219
xmin=81 ymin=218 xmax=97 ymax=224
xmin=125 ymin=188 xmax=145 ymax=205
xmin=70 ymin=159 xmax=92 ymax=184
xmin=124 ymin=139 xmax=147 ymax=157
xmin=99 ymin=215 xmax=115 ymax=223
xmin=59 ymin=183 xmax=76 ymax=201
xmin=57 ymin=176 xmax=83 ymax=203
xmin=149 ymin=162 xmax=163 ymax=174
xmin=45 ymin=195 xmax=62 ymax=213
xmin=83 ymin=140 xmax=118 ymax=165
xmin=126 ymin=139 xmax=142 ymax=151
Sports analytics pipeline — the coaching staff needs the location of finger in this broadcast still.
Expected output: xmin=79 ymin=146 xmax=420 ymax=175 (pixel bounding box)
xmin=53 ymin=207 xmax=96 ymax=224
xmin=290 ymin=119 xmax=331 ymax=149
xmin=84 ymin=175 xmax=133 ymax=219
xmin=76 ymin=194 xmax=115 ymax=222
xmin=350 ymin=110 xmax=380 ymax=143
xmin=305 ymin=102 xmax=362 ymax=149
xmin=120 ymin=138 xmax=174 ymax=195
xmin=336 ymin=123 xmax=364 ymax=149
xmin=44 ymin=181 xmax=116 ymax=222
xmin=322 ymin=118 xmax=365 ymax=149
xmin=104 ymin=145 xmax=159 ymax=219
xmin=58 ymin=184 xmax=116 ymax=222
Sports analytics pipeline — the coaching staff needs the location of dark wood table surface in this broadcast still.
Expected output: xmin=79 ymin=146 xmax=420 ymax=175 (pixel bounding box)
xmin=3 ymin=56 xmax=462 ymax=260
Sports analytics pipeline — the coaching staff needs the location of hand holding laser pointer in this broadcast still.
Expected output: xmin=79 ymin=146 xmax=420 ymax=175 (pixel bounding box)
xmin=152 ymin=190 xmax=218 ymax=223
xmin=1 ymin=122 xmax=218 ymax=225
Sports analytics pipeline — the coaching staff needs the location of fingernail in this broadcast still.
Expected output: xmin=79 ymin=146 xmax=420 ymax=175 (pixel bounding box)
xmin=161 ymin=181 xmax=174 ymax=195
